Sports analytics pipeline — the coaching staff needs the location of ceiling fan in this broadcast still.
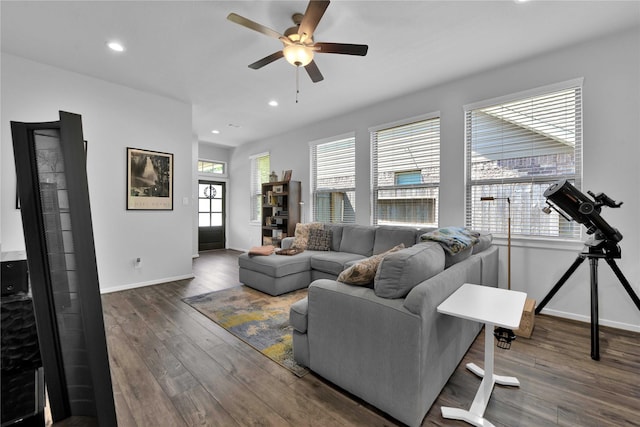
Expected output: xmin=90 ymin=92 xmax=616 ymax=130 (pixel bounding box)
xmin=227 ymin=0 xmax=368 ymax=83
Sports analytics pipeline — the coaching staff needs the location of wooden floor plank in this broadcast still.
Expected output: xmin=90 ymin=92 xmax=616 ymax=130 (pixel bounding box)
xmin=52 ymin=249 xmax=640 ymax=426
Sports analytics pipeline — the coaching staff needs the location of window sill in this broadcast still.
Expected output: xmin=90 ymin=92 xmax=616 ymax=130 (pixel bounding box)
xmin=490 ymin=235 xmax=584 ymax=252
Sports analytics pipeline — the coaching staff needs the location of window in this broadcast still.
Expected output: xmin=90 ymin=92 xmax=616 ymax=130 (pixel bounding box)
xmin=371 ymin=114 xmax=440 ymax=227
xmin=311 ymin=135 xmax=356 ymax=223
xmin=198 ymin=160 xmax=226 ymax=175
xmin=249 ymin=152 xmax=270 ymax=222
xmin=465 ymin=79 xmax=583 ymax=239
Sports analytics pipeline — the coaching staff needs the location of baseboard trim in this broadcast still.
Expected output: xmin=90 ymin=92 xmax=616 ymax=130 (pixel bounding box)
xmin=100 ymin=273 xmax=195 ymax=294
xmin=539 ymin=307 xmax=640 ymax=333
xmin=228 ymin=246 xmax=248 ymax=253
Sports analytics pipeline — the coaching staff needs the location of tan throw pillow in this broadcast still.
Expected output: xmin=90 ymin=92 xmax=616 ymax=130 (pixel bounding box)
xmin=291 ymin=222 xmax=324 ymax=250
xmin=337 ymin=243 xmax=405 ymax=286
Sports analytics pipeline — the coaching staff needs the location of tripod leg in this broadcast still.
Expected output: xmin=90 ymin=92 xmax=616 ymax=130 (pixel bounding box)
xmin=535 ymin=255 xmax=586 ymax=314
xmin=590 ymin=258 xmax=600 ymax=361
xmin=604 ymin=258 xmax=640 ymax=312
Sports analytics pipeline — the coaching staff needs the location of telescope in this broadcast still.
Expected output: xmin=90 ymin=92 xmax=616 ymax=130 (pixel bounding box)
xmin=543 ymin=179 xmax=622 ymax=245
xmin=537 ymin=179 xmax=640 ymax=361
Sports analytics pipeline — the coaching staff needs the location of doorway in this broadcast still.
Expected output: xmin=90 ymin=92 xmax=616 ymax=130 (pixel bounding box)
xmin=198 ymin=180 xmax=225 ymax=251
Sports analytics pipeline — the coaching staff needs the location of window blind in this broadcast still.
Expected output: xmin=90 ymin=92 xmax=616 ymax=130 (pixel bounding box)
xmin=311 ymin=136 xmax=356 ymax=223
xmin=249 ymin=152 xmax=269 ymax=222
xmin=371 ymin=115 xmax=440 ymax=227
xmin=465 ymin=82 xmax=582 ymax=239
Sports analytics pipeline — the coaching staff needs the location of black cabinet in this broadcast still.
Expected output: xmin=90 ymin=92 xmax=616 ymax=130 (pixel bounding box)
xmin=1 ymin=252 xmax=45 ymax=427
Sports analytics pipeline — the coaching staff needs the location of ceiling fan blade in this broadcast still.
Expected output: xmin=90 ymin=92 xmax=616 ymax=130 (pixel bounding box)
xmin=248 ymin=51 xmax=284 ymax=70
xmin=304 ymin=60 xmax=324 ymax=83
xmin=315 ymin=42 xmax=368 ymax=56
xmin=298 ymin=0 xmax=330 ymax=42
xmin=227 ymin=13 xmax=283 ymax=40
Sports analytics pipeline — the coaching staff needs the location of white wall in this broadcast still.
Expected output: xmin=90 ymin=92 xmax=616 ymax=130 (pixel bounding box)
xmin=228 ymin=27 xmax=640 ymax=331
xmin=1 ymin=53 xmax=194 ymax=292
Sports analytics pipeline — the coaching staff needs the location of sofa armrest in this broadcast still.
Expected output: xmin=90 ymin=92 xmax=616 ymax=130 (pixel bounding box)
xmin=403 ymin=255 xmax=482 ymax=316
xmin=306 ymin=280 xmax=424 ymax=423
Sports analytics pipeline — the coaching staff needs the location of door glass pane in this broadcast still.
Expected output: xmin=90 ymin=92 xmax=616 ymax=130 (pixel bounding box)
xmin=211 ymin=199 xmax=222 ymax=212
xmin=212 ymin=185 xmax=222 ymax=199
xmin=211 ymin=213 xmax=223 ymax=226
xmin=198 ymin=183 xmax=209 ymax=197
xmin=198 ymin=213 xmax=210 ymax=227
xmin=198 ymin=199 xmax=210 ymax=212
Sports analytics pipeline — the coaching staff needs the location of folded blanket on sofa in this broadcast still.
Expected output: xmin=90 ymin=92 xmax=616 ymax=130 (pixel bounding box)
xmin=420 ymin=227 xmax=480 ymax=254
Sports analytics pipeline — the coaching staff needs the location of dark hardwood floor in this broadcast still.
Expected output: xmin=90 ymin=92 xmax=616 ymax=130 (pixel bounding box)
xmin=72 ymin=250 xmax=640 ymax=426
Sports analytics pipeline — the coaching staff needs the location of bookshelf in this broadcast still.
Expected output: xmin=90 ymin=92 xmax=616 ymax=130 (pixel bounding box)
xmin=261 ymin=180 xmax=300 ymax=246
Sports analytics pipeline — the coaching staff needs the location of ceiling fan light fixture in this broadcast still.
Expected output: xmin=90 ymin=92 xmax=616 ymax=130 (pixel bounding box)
xmin=283 ymin=43 xmax=313 ymax=67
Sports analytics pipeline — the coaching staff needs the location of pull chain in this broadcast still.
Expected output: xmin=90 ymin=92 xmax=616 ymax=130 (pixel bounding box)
xmin=295 ymin=65 xmax=300 ymax=104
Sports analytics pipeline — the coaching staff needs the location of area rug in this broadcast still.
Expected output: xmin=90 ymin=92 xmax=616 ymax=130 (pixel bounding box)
xmin=182 ymin=286 xmax=308 ymax=377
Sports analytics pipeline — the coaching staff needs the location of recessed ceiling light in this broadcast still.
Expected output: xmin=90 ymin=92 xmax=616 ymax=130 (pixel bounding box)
xmin=107 ymin=41 xmax=125 ymax=52
xmin=268 ymin=100 xmax=279 ymax=107
xmin=211 ymin=130 xmax=220 ymax=134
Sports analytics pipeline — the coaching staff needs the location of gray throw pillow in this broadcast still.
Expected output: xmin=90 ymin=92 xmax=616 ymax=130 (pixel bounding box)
xmin=374 ymin=242 xmax=445 ymax=299
xmin=307 ymin=228 xmax=332 ymax=251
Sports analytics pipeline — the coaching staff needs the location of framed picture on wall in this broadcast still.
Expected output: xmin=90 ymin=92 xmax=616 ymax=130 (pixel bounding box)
xmin=127 ymin=147 xmax=173 ymax=210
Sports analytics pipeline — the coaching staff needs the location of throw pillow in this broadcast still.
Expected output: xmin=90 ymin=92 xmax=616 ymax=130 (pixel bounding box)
xmin=307 ymin=228 xmax=332 ymax=251
xmin=291 ymin=222 xmax=324 ymax=250
xmin=337 ymin=244 xmax=405 ymax=286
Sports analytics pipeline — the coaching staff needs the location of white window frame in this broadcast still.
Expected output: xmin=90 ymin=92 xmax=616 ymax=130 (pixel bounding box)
xmin=249 ymin=152 xmax=270 ymax=223
xmin=310 ymin=133 xmax=356 ymax=224
xmin=198 ymin=159 xmax=227 ymax=177
xmin=464 ymin=78 xmax=583 ymax=241
xmin=370 ymin=112 xmax=441 ymax=227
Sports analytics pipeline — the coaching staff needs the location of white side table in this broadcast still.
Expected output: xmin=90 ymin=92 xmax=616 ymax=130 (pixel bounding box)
xmin=437 ymin=283 xmax=527 ymax=427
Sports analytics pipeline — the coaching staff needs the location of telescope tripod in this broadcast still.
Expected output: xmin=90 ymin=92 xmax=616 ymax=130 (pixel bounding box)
xmin=535 ymin=243 xmax=640 ymax=360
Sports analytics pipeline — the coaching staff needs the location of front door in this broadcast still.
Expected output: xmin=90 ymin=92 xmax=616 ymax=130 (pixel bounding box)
xmin=198 ymin=180 xmax=225 ymax=251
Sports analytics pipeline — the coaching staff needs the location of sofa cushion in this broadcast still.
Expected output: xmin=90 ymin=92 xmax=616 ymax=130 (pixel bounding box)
xmin=472 ymin=233 xmax=492 ymax=254
xmin=337 ymin=244 xmax=405 ymax=286
xmin=374 ymin=242 xmax=445 ymax=299
xmin=291 ymin=222 xmax=324 ymax=249
xmin=444 ymin=246 xmax=473 ymax=268
xmin=339 ymin=225 xmax=376 ymax=256
xmin=238 ymin=251 xmax=315 ymax=278
xmin=307 ymin=228 xmax=332 ymax=251
xmin=373 ymin=226 xmax=420 ymax=255
xmin=323 ymin=224 xmax=344 ymax=251
xmin=289 ymin=297 xmax=308 ymax=333
xmin=310 ymin=252 xmax=367 ymax=276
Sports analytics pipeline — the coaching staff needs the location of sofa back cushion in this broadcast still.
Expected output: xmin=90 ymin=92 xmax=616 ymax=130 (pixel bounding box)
xmin=472 ymin=233 xmax=493 ymax=254
xmin=339 ymin=225 xmax=376 ymax=256
xmin=374 ymin=242 xmax=445 ymax=299
xmin=324 ymin=224 xmax=344 ymax=251
xmin=373 ymin=226 xmax=421 ymax=255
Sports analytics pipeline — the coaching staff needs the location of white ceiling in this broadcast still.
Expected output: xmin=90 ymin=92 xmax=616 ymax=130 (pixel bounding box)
xmin=2 ymin=1 xmax=639 ymax=147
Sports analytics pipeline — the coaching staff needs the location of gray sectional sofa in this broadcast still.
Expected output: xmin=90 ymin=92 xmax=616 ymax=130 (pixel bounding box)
xmin=238 ymin=223 xmax=498 ymax=426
